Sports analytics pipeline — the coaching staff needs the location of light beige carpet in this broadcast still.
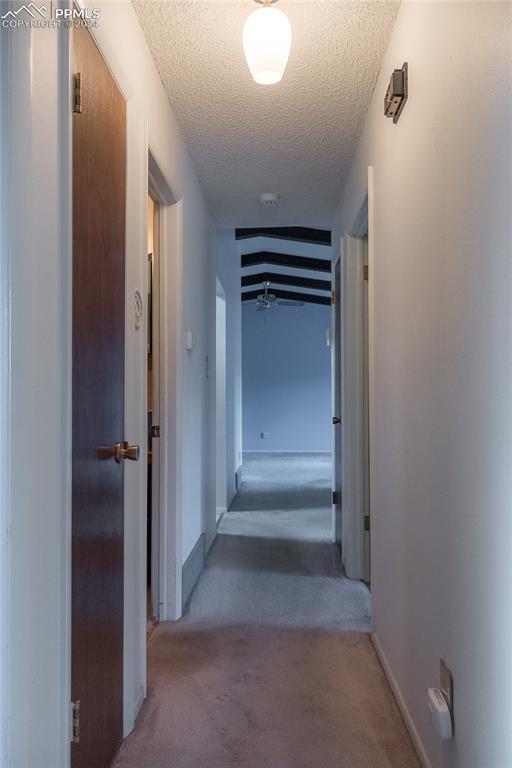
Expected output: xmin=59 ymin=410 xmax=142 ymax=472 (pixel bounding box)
xmin=114 ymin=456 xmax=420 ymax=768
xmin=114 ymin=625 xmax=420 ymax=768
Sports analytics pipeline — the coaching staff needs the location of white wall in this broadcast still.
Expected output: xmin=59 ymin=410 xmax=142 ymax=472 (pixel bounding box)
xmin=332 ymin=3 xmax=512 ymax=767
xmin=0 ymin=30 xmax=8 ymax=766
xmin=3 ymin=1 xmax=219 ymax=764
xmin=3 ymin=21 xmax=72 ymax=768
xmin=242 ymin=302 xmax=332 ymax=452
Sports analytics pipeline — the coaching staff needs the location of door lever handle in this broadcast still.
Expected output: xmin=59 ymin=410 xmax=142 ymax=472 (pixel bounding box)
xmin=332 ymin=416 xmax=342 ymax=425
xmin=114 ymin=441 xmax=140 ymax=463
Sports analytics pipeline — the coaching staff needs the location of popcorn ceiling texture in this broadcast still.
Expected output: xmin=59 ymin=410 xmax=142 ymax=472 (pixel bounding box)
xmin=133 ymin=1 xmax=399 ymax=227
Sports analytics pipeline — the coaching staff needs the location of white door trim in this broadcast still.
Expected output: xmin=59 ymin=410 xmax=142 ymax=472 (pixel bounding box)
xmin=157 ymin=198 xmax=184 ymax=622
xmin=367 ymin=166 xmax=376 ymax=595
xmin=3 ymin=22 xmax=73 ymax=767
xmin=341 ymin=234 xmax=366 ymax=579
xmin=331 ymin=248 xmax=341 ymax=544
xmin=149 ymin=199 xmax=161 ymax=623
xmin=215 ymin=278 xmax=228 ymax=520
xmin=341 ymin=166 xmax=374 ymax=582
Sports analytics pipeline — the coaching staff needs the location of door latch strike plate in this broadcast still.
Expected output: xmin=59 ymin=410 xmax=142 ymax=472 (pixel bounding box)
xmin=71 ymin=700 xmax=80 ymax=744
xmin=73 ymin=73 xmax=82 ymax=114
xmin=150 ymin=425 xmax=160 ymax=439
xmin=364 ymin=515 xmax=371 ymax=532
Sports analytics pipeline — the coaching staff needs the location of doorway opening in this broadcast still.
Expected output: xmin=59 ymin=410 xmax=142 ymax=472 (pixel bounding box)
xmin=237 ymin=229 xmax=334 ymax=551
xmin=146 ymin=193 xmax=160 ymax=634
xmin=216 ymin=278 xmax=228 ymax=523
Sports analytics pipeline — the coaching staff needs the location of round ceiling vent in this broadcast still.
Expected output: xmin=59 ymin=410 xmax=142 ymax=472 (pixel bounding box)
xmin=260 ymin=191 xmax=279 ymax=207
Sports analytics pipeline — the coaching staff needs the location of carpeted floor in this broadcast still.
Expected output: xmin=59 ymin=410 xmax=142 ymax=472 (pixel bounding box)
xmin=113 ymin=453 xmax=420 ymax=768
xmin=187 ymin=453 xmax=371 ymax=632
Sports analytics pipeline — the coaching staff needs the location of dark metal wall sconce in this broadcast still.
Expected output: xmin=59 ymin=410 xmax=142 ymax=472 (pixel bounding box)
xmin=384 ymin=62 xmax=408 ymax=124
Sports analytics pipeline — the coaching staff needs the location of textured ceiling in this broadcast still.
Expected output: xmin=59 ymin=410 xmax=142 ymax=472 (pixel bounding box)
xmin=133 ymin=0 xmax=399 ymax=227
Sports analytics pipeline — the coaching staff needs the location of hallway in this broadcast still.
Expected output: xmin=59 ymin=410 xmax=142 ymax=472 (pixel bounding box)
xmin=114 ymin=456 xmax=420 ymax=768
xmin=4 ymin=2 xmax=512 ymax=765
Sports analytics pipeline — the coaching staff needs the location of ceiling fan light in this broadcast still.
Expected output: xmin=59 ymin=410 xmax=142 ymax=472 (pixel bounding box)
xmin=242 ymin=6 xmax=292 ymax=85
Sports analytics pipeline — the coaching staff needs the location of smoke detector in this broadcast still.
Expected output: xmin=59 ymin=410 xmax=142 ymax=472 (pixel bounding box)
xmin=260 ymin=191 xmax=279 ymax=208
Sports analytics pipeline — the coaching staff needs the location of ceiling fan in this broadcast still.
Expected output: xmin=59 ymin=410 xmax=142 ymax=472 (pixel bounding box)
xmin=255 ymin=281 xmax=304 ymax=310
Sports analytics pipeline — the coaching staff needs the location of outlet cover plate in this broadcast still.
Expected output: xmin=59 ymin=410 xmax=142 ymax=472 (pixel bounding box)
xmin=440 ymin=658 xmax=454 ymax=730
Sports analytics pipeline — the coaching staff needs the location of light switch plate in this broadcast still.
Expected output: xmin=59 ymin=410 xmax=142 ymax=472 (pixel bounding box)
xmin=185 ymin=329 xmax=196 ymax=351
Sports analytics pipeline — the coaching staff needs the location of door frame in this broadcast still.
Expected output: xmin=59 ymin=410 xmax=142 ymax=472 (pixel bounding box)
xmin=148 ymin=194 xmax=162 ymax=623
xmin=0 ymin=28 xmax=12 ymax=765
xmin=331 ymin=249 xmax=342 ymax=546
xmin=341 ymin=232 xmax=366 ymax=579
xmin=120 ymin=115 xmax=184 ymax=735
xmin=147 ymin=151 xmax=183 ymax=627
xmin=341 ymin=167 xmax=375 ymax=583
xmin=120 ymin=71 xmax=184 ymax=741
xmin=215 ymin=278 xmax=228 ymax=521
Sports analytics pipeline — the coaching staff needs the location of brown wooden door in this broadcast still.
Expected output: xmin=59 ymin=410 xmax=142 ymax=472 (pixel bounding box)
xmin=72 ymin=26 xmax=126 ymax=768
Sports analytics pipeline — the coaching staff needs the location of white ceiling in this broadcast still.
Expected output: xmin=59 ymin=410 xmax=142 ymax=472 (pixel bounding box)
xmin=133 ymin=0 xmax=399 ymax=228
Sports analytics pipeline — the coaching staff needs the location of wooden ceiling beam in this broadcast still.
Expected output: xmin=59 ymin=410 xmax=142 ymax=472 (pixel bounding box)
xmin=236 ymin=227 xmax=331 ymax=246
xmin=241 ymin=251 xmax=331 ymax=273
xmin=242 ymin=288 xmax=331 ymax=306
xmin=241 ymin=271 xmax=331 ymax=292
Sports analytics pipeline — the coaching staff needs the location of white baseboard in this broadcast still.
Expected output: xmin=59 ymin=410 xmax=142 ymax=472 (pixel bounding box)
xmin=165 ymin=600 xmax=182 ymax=621
xmin=372 ymin=632 xmax=432 ymax=768
xmin=181 ymin=532 xmax=206 ymax=611
xmin=124 ymin=684 xmax=145 ymax=737
xmin=235 ymin=464 xmax=243 ymax=492
xmin=243 ymin=450 xmax=332 ymax=455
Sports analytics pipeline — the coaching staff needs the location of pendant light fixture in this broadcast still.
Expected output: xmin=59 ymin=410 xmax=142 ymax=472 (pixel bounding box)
xmin=242 ymin=0 xmax=292 ymax=86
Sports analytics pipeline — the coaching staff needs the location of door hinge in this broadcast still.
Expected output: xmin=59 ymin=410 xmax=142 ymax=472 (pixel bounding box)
xmin=73 ymin=73 xmax=82 ymax=114
xmin=364 ymin=515 xmax=370 ymax=532
xmin=331 ymin=290 xmax=337 ymax=304
xmin=332 ymin=490 xmax=339 ymax=505
xmin=150 ymin=425 xmax=160 ymax=439
xmin=71 ymin=700 xmax=80 ymax=744
xmin=363 ymin=265 xmax=369 ymax=281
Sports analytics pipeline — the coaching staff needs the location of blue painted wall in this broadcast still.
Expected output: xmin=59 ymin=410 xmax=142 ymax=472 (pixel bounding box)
xmin=242 ymin=302 xmax=331 ymax=451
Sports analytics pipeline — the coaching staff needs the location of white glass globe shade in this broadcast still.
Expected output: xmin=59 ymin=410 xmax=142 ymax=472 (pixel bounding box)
xmin=242 ymin=6 xmax=292 ymax=85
